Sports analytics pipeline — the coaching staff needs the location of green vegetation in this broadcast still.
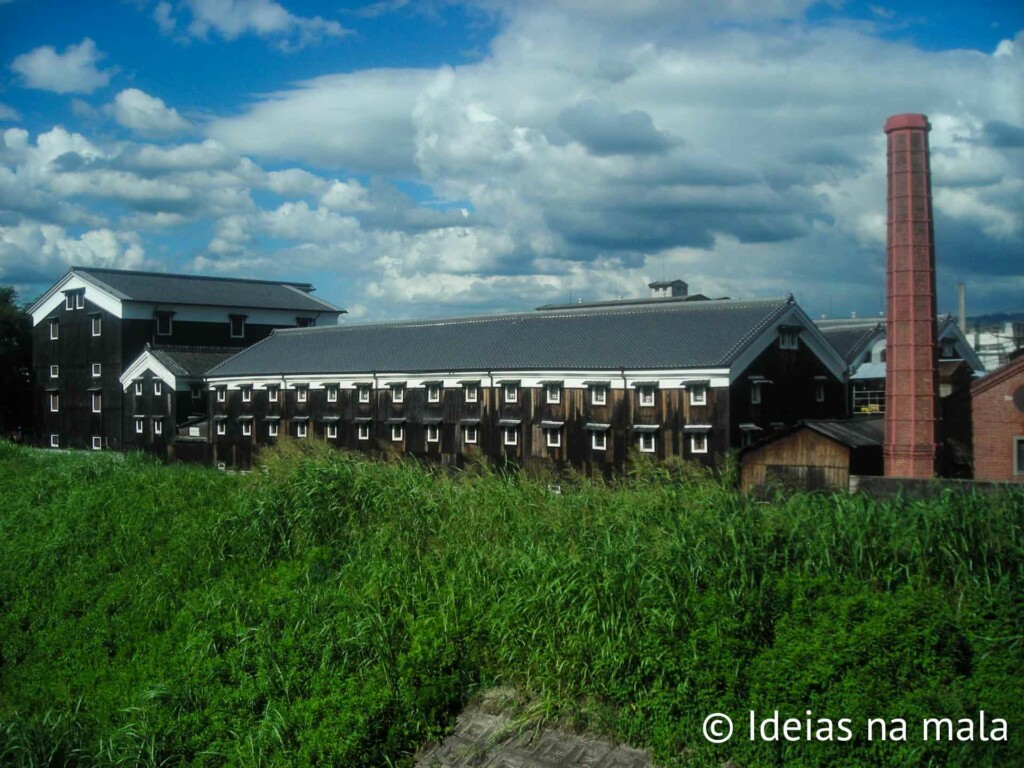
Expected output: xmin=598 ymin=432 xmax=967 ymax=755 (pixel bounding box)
xmin=1 ymin=440 xmax=1021 ymax=767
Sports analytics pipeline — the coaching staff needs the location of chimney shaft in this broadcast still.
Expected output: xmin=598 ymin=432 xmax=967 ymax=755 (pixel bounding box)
xmin=884 ymin=113 xmax=938 ymax=478
xmin=958 ymin=281 xmax=967 ymax=330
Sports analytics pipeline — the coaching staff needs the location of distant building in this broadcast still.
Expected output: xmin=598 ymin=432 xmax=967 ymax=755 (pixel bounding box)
xmin=30 ymin=267 xmax=344 ymax=451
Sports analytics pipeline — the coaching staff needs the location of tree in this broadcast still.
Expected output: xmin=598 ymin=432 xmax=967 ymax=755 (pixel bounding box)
xmin=0 ymin=286 xmax=33 ymax=437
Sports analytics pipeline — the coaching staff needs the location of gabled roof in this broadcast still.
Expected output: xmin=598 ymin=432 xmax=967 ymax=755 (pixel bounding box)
xmin=803 ymin=417 xmax=884 ymax=448
xmin=148 ymin=346 xmax=240 ymax=378
xmin=209 ymin=296 xmax=797 ymax=377
xmin=815 ymin=319 xmax=884 ymax=365
xmin=536 ymin=294 xmax=722 ymax=311
xmin=46 ymin=266 xmax=343 ymax=313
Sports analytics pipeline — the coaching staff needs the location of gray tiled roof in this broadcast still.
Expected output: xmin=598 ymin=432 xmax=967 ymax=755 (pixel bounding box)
xmin=804 ymin=417 xmax=884 ymax=448
xmin=208 ymin=297 xmax=794 ymax=377
xmin=816 ymin=323 xmax=883 ymax=364
xmin=71 ymin=266 xmax=342 ymax=312
xmin=148 ymin=346 xmax=240 ymax=378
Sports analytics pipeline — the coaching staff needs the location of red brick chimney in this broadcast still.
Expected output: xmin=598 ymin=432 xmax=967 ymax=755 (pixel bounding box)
xmin=884 ymin=113 xmax=938 ymax=477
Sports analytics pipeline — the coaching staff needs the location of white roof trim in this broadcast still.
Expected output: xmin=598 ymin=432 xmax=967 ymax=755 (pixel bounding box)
xmin=119 ymin=349 xmax=178 ymax=392
xmin=30 ymin=271 xmax=124 ymax=325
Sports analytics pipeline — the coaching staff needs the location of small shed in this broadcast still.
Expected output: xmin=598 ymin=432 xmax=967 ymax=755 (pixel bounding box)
xmin=740 ymin=417 xmax=883 ymax=493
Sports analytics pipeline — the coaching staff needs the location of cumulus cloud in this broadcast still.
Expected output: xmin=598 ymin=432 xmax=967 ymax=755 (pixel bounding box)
xmin=10 ymin=38 xmax=113 ymax=94
xmin=0 ymin=222 xmax=149 ymax=283
xmin=180 ymin=0 xmax=350 ymax=51
xmin=107 ymin=88 xmax=191 ymax=138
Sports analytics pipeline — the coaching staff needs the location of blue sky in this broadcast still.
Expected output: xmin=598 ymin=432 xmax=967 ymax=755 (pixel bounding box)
xmin=1 ymin=0 xmax=1021 ymax=321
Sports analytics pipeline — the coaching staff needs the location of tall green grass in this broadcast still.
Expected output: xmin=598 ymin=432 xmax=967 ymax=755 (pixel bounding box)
xmin=0 ymin=440 xmax=1021 ymax=766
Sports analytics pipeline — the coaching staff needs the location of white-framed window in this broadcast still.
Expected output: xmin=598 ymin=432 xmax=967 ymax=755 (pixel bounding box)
xmin=216 ymin=421 xmax=226 ymax=436
xmin=216 ymin=387 xmax=226 ymax=403
xmin=65 ymin=293 xmax=74 ymax=310
xmin=156 ymin=312 xmax=173 ymax=336
xmin=392 ymin=386 xmax=404 ymax=404
xmin=690 ymin=433 xmax=708 ymax=454
xmin=464 ymin=385 xmax=478 ymax=403
xmin=92 ymin=363 xmax=101 ymax=378
xmin=591 ymin=432 xmax=607 ymax=451
xmin=1014 ymin=436 xmax=1024 ymax=476
xmin=358 ymin=386 xmax=371 ymax=404
xmin=546 ymin=428 xmax=561 ymax=448
xmin=135 ymin=418 xmax=145 ymax=434
xmin=241 ymin=386 xmax=252 ymax=403
xmin=230 ymin=315 xmax=246 ymax=338
xmin=391 ymin=424 xmax=404 ymax=442
xmin=49 ymin=319 xmax=59 ymax=340
xmin=638 ymin=433 xmax=656 ymax=453
xmin=297 ymin=423 xmax=308 ymax=439
xmin=815 ymin=381 xmax=826 ymax=403
xmin=75 ymin=292 xmax=84 ymax=310
xmin=154 ymin=381 xmax=162 ymax=396
xmin=751 ymin=381 xmax=762 ymax=405
xmin=91 ymin=436 xmax=102 ymax=451
xmin=503 ymin=427 xmax=518 ymax=446
xmin=154 ymin=420 xmax=164 ymax=436
xmin=49 ymin=364 xmax=59 ymax=378
xmin=546 ymin=385 xmax=561 ymax=404
xmin=134 ymin=381 xmax=143 ymax=396
xmin=297 ymin=387 xmax=308 ymax=403
xmin=427 ymin=384 xmax=441 ymax=403
xmin=358 ymin=424 xmax=371 ymax=441
xmin=779 ymin=328 xmax=799 ymax=350
xmin=49 ymin=392 xmax=59 ymax=412
xmin=425 ymin=425 xmax=440 ymax=444
xmin=503 ymin=383 xmax=518 ymax=403
xmin=50 ymin=434 xmax=59 ymax=448
xmin=268 ymin=386 xmax=279 ymax=403
xmin=638 ymin=386 xmax=655 ymax=407
xmin=327 ymin=386 xmax=338 ymax=403
xmin=268 ymin=422 xmax=278 ymax=437
xmin=463 ymin=425 xmax=478 ymax=445
xmin=91 ymin=315 xmax=102 ymax=336
xmin=241 ymin=421 xmax=251 ymax=436
xmin=592 ymin=386 xmax=607 ymax=405
xmin=689 ymin=385 xmax=706 ymax=406
xmin=91 ymin=392 xmax=101 ymax=413
xmin=327 ymin=424 xmax=338 ymax=439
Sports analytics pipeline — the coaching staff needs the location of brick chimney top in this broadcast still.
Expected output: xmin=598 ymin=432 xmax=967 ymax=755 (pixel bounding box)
xmin=884 ymin=114 xmax=930 ymax=133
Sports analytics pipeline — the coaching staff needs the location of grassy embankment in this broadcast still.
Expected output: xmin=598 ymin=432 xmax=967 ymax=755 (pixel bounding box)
xmin=0 ymin=440 xmax=1021 ymax=767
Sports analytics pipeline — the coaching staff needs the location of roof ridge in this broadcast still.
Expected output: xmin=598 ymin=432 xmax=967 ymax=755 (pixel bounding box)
xmin=71 ymin=265 xmax=315 ymax=290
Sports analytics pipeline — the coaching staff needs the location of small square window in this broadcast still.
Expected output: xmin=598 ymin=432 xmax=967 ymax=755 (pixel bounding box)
xmin=639 ymin=433 xmax=656 ymax=453
xmin=751 ymin=382 xmax=762 ymax=405
xmin=464 ymin=425 xmax=478 ymax=445
xmin=546 ymin=385 xmax=561 ymax=405
xmin=297 ymin=387 xmax=308 ymax=403
xmin=50 ymin=434 xmax=59 ymax=448
xmin=358 ymin=386 xmax=371 ymax=404
xmin=241 ymin=386 xmax=252 ymax=403
xmin=268 ymin=386 xmax=279 ymax=403
xmin=156 ymin=312 xmax=173 ymax=336
xmin=638 ymin=386 xmax=655 ymax=407
xmin=592 ymin=386 xmax=607 ymax=406
xmin=503 ymin=384 xmax=518 ymax=403
xmin=217 ymin=387 xmax=226 ymax=403
xmin=154 ymin=381 xmax=162 ymax=396
xmin=91 ymin=436 xmax=102 ymax=451
xmin=230 ymin=315 xmax=246 ymax=338
xmin=327 ymin=386 xmax=338 ymax=403
xmin=546 ymin=428 xmax=561 ymax=448
xmin=154 ymin=420 xmax=163 ymax=436
xmin=216 ymin=421 xmax=226 ymax=436
xmin=49 ymin=392 xmax=59 ymax=412
xmin=92 ymin=363 xmax=101 ymax=377
xmin=327 ymin=424 xmax=338 ymax=439
xmin=50 ymin=364 xmax=59 ymax=378
xmin=268 ymin=422 xmax=278 ymax=437
xmin=135 ymin=418 xmax=145 ymax=435
xmin=91 ymin=393 xmax=102 ymax=413
xmin=358 ymin=424 xmax=371 ymax=441
xmin=503 ymin=427 xmax=518 ymax=446
xmin=464 ymin=385 xmax=478 ymax=403
xmin=427 ymin=425 xmax=440 ymax=443
xmin=690 ymin=433 xmax=708 ymax=454
xmin=297 ymin=423 xmax=308 ymax=439
xmin=392 ymin=386 xmax=404 ymax=404
xmin=91 ymin=315 xmax=102 ymax=337
xmin=391 ymin=425 xmax=404 ymax=442
xmin=689 ymin=385 xmax=706 ymax=406
xmin=241 ymin=422 xmax=251 ymax=436
xmin=49 ymin=319 xmax=59 ymax=340
xmin=427 ymin=384 xmax=441 ymax=403
xmin=134 ymin=381 xmax=143 ymax=396
xmin=591 ymin=432 xmax=607 ymax=451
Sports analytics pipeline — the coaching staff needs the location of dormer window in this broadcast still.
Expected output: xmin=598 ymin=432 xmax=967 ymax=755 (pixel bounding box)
xmin=156 ymin=312 xmax=174 ymax=336
xmin=779 ymin=327 xmax=799 ymax=350
xmin=229 ymin=314 xmax=247 ymax=339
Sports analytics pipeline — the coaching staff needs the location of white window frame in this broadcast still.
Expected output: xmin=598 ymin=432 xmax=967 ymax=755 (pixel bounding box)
xmin=464 ymin=425 xmax=478 ymax=445
xmin=638 ymin=433 xmax=656 ymax=453
xmin=91 ymin=436 xmax=102 ymax=451
xmin=546 ymin=428 xmax=561 ymax=448
xmin=135 ymin=418 xmax=145 ymax=435
xmin=216 ymin=421 xmax=226 ymax=436
xmin=49 ymin=319 xmax=59 ymax=340
xmin=391 ymin=424 xmax=404 ymax=442
xmin=50 ymin=364 xmax=59 ymax=378
xmin=546 ymin=385 xmax=561 ymax=405
xmin=638 ymin=386 xmax=655 ymax=408
xmin=154 ymin=420 xmax=164 ymax=436
xmin=92 ymin=363 xmax=101 ymax=378
xmin=591 ymin=432 xmax=607 ymax=451
xmin=91 ymin=392 xmax=102 ymax=413
xmin=268 ymin=422 xmax=278 ymax=438
xmin=297 ymin=387 xmax=308 ymax=403
xmin=65 ymin=293 xmax=74 ymax=310
xmin=297 ymin=423 xmax=308 ymax=439
xmin=327 ymin=386 xmax=338 ymax=403
xmin=503 ymin=383 xmax=518 ymax=403
xmin=503 ymin=427 xmax=518 ymax=446
xmin=91 ymin=315 xmax=102 ymax=337
xmin=241 ymin=421 xmax=251 ymax=437
xmin=75 ymin=292 xmax=84 ymax=310
xmin=217 ymin=387 xmax=226 ymax=403
xmin=241 ymin=386 xmax=252 ymax=403
xmin=230 ymin=315 xmax=246 ymax=339
xmin=392 ymin=386 xmax=404 ymax=404
xmin=427 ymin=425 xmax=440 ymax=444
xmin=358 ymin=424 xmax=371 ymax=441
xmin=156 ymin=312 xmax=173 ymax=336
xmin=50 ymin=434 xmax=59 ymax=448
xmin=779 ymin=328 xmax=799 ymax=350
xmin=154 ymin=381 xmax=162 ymax=397
xmin=49 ymin=392 xmax=59 ymax=412
xmin=134 ymin=381 xmax=143 ymax=396
xmin=689 ymin=385 xmax=706 ymax=407
xmin=464 ymin=385 xmax=478 ymax=403
xmin=427 ymin=384 xmax=441 ymax=403
xmin=268 ymin=386 xmax=279 ymax=403
xmin=592 ymin=386 xmax=607 ymax=406
xmin=358 ymin=386 xmax=371 ymax=404
xmin=690 ymin=433 xmax=708 ymax=454
xmin=751 ymin=381 xmax=762 ymax=405
xmin=327 ymin=424 xmax=338 ymax=439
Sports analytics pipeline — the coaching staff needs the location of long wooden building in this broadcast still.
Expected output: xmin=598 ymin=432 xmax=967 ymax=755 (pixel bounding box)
xmin=199 ymin=295 xmax=849 ymax=471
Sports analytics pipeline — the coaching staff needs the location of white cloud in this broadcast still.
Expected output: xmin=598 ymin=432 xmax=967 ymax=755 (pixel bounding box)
xmin=320 ymin=179 xmax=371 ymax=211
xmin=10 ymin=38 xmax=113 ymax=94
xmin=0 ymin=101 xmax=19 ymax=122
xmin=107 ymin=88 xmax=191 ymax=138
xmin=182 ymin=0 xmax=350 ymax=50
xmin=0 ymin=222 xmax=149 ymax=281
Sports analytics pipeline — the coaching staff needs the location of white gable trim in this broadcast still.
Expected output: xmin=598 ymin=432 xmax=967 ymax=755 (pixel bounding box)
xmin=119 ymin=350 xmax=179 ymax=392
xmin=729 ymin=303 xmax=848 ymax=383
xmin=30 ymin=272 xmax=124 ymax=325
